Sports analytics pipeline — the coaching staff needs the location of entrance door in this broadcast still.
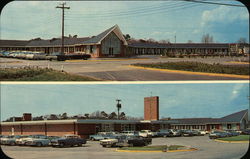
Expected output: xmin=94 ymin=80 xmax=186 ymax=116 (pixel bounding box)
xmin=109 ymin=47 xmax=114 ymax=56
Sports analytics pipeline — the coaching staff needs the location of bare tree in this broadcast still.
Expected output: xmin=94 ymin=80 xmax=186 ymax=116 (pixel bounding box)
xmin=159 ymin=39 xmax=170 ymax=44
xmin=187 ymin=40 xmax=193 ymax=43
xmin=201 ymin=34 xmax=214 ymax=43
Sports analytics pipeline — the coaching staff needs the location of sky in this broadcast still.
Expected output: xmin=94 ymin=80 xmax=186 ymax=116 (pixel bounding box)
xmin=0 ymin=82 xmax=249 ymax=121
xmin=0 ymin=0 xmax=249 ymax=43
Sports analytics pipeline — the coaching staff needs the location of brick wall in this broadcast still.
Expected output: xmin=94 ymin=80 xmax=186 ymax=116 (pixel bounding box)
xmin=144 ymin=96 xmax=159 ymax=121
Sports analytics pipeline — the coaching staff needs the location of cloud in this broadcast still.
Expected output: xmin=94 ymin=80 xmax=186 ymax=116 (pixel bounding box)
xmin=230 ymin=83 xmax=245 ymax=100
xmin=201 ymin=5 xmax=248 ymax=27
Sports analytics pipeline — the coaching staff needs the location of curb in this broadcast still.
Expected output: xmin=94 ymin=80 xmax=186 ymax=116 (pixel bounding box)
xmin=65 ymin=58 xmax=149 ymax=62
xmin=115 ymin=148 xmax=197 ymax=153
xmin=129 ymin=65 xmax=249 ymax=79
xmin=214 ymin=139 xmax=249 ymax=143
xmin=226 ymin=61 xmax=250 ymax=65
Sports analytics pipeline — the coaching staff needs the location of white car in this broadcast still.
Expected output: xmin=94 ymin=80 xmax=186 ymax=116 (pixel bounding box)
xmin=139 ymin=130 xmax=153 ymax=138
xmin=25 ymin=135 xmax=50 ymax=147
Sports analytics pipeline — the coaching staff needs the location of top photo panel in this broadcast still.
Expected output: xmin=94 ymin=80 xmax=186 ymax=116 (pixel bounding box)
xmin=0 ymin=0 xmax=249 ymax=81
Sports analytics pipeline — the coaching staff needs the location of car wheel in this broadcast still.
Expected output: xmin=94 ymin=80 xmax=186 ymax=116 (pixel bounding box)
xmin=59 ymin=142 xmax=65 ymax=148
xmin=36 ymin=142 xmax=42 ymax=147
xmin=10 ymin=142 xmax=16 ymax=146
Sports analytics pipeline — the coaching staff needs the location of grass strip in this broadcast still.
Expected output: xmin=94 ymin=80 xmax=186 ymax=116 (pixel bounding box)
xmin=133 ymin=61 xmax=249 ymax=75
xmin=217 ymin=135 xmax=250 ymax=141
xmin=0 ymin=68 xmax=100 ymax=81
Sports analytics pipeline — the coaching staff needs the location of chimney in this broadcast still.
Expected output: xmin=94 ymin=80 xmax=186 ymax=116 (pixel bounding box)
xmin=23 ymin=113 xmax=32 ymax=121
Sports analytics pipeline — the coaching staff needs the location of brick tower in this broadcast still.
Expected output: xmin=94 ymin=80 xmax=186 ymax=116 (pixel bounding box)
xmin=144 ymin=96 xmax=159 ymax=121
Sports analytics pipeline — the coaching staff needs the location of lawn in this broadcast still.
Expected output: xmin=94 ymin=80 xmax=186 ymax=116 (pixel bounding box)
xmin=133 ymin=61 xmax=250 ymax=75
xmin=0 ymin=67 xmax=100 ymax=81
xmin=217 ymin=135 xmax=250 ymax=141
xmin=119 ymin=145 xmax=185 ymax=151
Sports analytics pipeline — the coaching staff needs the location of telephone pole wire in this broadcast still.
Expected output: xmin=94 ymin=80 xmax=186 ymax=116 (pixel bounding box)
xmin=56 ymin=2 xmax=70 ymax=56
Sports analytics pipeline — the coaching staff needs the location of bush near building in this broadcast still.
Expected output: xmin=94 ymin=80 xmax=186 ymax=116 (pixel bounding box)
xmin=133 ymin=62 xmax=250 ymax=75
xmin=0 ymin=67 xmax=100 ymax=81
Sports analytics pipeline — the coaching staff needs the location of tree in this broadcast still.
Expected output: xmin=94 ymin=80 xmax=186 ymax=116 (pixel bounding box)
xmin=61 ymin=112 xmax=68 ymax=119
xmin=237 ymin=37 xmax=247 ymax=43
xmin=201 ymin=34 xmax=214 ymax=43
xmin=84 ymin=113 xmax=89 ymax=118
xmin=120 ymin=112 xmax=126 ymax=120
xmin=187 ymin=40 xmax=193 ymax=43
xmin=108 ymin=112 xmax=117 ymax=119
xmin=100 ymin=111 xmax=108 ymax=119
xmin=123 ymin=34 xmax=131 ymax=41
xmin=159 ymin=39 xmax=170 ymax=44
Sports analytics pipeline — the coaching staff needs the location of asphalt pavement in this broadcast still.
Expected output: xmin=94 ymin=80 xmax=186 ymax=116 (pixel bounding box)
xmin=0 ymin=56 xmax=249 ymax=81
xmin=1 ymin=136 xmax=249 ymax=159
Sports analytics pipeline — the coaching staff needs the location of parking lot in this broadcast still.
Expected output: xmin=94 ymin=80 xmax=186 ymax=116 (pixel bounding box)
xmin=0 ymin=56 xmax=249 ymax=80
xmin=1 ymin=136 xmax=248 ymax=159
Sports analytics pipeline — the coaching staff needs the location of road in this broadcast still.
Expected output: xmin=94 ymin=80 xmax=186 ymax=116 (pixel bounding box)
xmin=1 ymin=136 xmax=249 ymax=159
xmin=0 ymin=56 xmax=249 ymax=81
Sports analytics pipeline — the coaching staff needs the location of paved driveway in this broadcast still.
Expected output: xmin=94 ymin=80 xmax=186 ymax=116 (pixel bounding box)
xmin=0 ymin=56 xmax=249 ymax=81
xmin=1 ymin=136 xmax=248 ymax=159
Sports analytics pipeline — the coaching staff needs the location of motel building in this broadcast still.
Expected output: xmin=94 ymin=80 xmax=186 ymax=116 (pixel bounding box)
xmin=0 ymin=96 xmax=248 ymax=138
xmin=0 ymin=25 xmax=249 ymax=57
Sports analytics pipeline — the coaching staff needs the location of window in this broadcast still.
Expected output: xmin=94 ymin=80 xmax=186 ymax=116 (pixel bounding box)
xmin=109 ymin=47 xmax=114 ymax=55
xmin=90 ymin=46 xmax=93 ymax=53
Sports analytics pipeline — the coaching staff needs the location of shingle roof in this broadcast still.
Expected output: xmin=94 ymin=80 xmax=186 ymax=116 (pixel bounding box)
xmin=219 ymin=109 xmax=248 ymax=123
xmin=167 ymin=109 xmax=248 ymax=125
xmin=26 ymin=37 xmax=90 ymax=47
xmin=82 ymin=25 xmax=117 ymax=44
xmin=0 ymin=40 xmax=29 ymax=47
xmin=128 ymin=42 xmax=229 ymax=49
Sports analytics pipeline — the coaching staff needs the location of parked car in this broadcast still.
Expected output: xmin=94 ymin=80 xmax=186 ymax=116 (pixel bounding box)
xmin=120 ymin=131 xmax=140 ymax=137
xmin=182 ymin=130 xmax=195 ymax=137
xmin=190 ymin=130 xmax=202 ymax=136
xmin=0 ymin=135 xmax=25 ymax=146
xmin=198 ymin=130 xmax=208 ymax=135
xmin=209 ymin=131 xmax=228 ymax=139
xmin=15 ymin=134 xmax=46 ymax=146
xmin=25 ymin=135 xmax=51 ymax=147
xmin=169 ymin=129 xmax=182 ymax=137
xmin=241 ymin=129 xmax=250 ymax=135
xmin=139 ymin=130 xmax=154 ymax=138
xmin=225 ymin=130 xmax=240 ymax=137
xmin=89 ymin=132 xmax=116 ymax=141
xmin=100 ymin=135 xmax=152 ymax=148
xmin=51 ymin=134 xmax=86 ymax=147
xmin=156 ymin=129 xmax=173 ymax=137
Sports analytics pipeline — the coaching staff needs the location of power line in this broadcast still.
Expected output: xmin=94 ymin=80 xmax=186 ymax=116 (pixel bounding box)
xmin=182 ymin=0 xmax=245 ymax=7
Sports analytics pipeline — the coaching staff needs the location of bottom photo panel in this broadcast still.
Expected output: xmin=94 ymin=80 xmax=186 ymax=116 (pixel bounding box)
xmin=0 ymin=81 xmax=249 ymax=159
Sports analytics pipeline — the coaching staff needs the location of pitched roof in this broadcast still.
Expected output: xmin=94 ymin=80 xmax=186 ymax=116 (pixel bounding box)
xmin=219 ymin=109 xmax=248 ymax=123
xmin=167 ymin=109 xmax=248 ymax=125
xmin=81 ymin=24 xmax=128 ymax=45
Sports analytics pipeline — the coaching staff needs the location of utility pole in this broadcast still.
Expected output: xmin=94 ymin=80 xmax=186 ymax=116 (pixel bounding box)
xmin=56 ymin=2 xmax=70 ymax=56
xmin=116 ymin=99 xmax=122 ymax=120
